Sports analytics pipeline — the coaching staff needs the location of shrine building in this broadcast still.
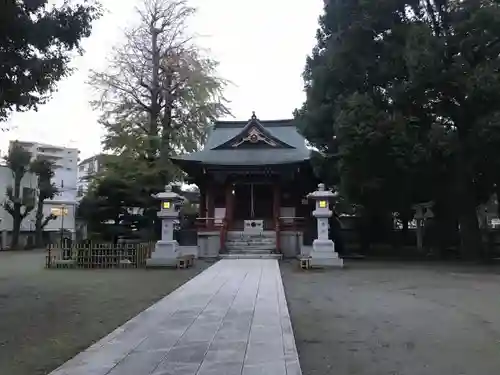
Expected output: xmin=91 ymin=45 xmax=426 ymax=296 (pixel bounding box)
xmin=171 ymin=113 xmax=318 ymax=258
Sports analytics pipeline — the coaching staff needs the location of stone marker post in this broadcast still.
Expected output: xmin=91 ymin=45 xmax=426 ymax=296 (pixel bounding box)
xmin=307 ymin=183 xmax=344 ymax=268
xmin=146 ymin=185 xmax=184 ymax=267
xmin=412 ymin=201 xmax=434 ymax=252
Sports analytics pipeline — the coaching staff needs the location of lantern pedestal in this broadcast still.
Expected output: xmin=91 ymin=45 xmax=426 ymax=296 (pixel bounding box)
xmin=146 ymin=240 xmax=180 ymax=267
xmin=307 ymin=183 xmax=344 ymax=268
xmin=310 ymin=239 xmax=343 ymax=267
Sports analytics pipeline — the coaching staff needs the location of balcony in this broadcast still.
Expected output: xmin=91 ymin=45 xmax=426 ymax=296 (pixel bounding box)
xmin=36 ymin=153 xmax=63 ymax=161
xmin=38 ymin=146 xmax=65 ymax=153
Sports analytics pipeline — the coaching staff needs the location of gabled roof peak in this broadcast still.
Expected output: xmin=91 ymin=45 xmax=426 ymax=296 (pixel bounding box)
xmin=212 ymin=114 xmax=294 ymax=150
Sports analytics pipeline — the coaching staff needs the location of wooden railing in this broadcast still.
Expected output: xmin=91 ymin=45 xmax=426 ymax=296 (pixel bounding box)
xmin=279 ymin=217 xmax=306 ymax=231
xmin=195 ymin=217 xmax=222 ymax=231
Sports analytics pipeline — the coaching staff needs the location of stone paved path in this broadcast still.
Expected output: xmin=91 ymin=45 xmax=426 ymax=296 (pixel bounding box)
xmin=49 ymin=259 xmax=302 ymax=375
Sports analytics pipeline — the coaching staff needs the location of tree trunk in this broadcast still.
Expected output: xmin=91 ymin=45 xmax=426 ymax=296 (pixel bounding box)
xmin=10 ymin=203 xmax=21 ymax=249
xmin=148 ymin=25 xmax=160 ymax=160
xmin=35 ymin=199 xmax=44 ymax=248
xmin=458 ymin=199 xmax=483 ymax=260
xmin=9 ymin=177 xmax=22 ymax=249
xmin=495 ymin=183 xmax=500 ymax=220
xmin=455 ymin=147 xmax=483 ymax=260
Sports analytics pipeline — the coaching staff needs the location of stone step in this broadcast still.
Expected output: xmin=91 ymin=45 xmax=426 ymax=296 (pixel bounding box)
xmin=226 ymin=240 xmax=275 ymax=243
xmin=226 ymin=247 xmax=276 ymax=253
xmin=225 ymin=241 xmax=275 ymax=247
xmin=220 ymin=253 xmax=282 ymax=260
xmin=227 ymin=249 xmax=274 ymax=254
xmin=227 ymin=232 xmax=276 ymax=239
xmin=226 ymin=238 xmax=275 ymax=244
xmin=226 ymin=242 xmax=275 ymax=248
xmin=226 ymin=237 xmax=275 ymax=241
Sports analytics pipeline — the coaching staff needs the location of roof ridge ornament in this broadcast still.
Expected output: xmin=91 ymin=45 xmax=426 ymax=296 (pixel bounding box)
xmin=251 ymin=111 xmax=257 ymax=120
xmin=231 ymin=126 xmax=278 ymax=148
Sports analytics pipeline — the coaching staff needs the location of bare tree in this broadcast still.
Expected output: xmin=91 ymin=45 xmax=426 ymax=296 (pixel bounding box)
xmin=90 ymin=0 xmax=229 ymax=161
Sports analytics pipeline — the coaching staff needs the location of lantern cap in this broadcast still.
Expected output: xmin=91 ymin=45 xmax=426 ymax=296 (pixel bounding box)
xmin=152 ymin=185 xmax=184 ymax=201
xmin=307 ymin=183 xmax=337 ymax=200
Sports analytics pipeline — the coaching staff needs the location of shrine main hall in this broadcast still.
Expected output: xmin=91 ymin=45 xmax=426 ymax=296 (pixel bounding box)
xmin=171 ymin=113 xmax=320 ymax=258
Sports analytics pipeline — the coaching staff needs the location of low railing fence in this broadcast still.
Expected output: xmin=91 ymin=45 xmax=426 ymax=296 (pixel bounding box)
xmin=46 ymin=242 xmax=155 ymax=269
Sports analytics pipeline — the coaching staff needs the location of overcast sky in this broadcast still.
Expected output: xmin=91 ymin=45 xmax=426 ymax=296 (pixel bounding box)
xmin=1 ymin=0 xmax=323 ymax=159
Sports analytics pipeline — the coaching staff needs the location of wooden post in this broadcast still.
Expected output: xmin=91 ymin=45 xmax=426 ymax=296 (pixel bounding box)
xmin=225 ymin=182 xmax=234 ymax=229
xmin=220 ymin=182 xmax=233 ymax=253
xmin=199 ymin=187 xmax=206 ymax=218
xmin=206 ymin=182 xmax=215 ymax=229
xmin=273 ymin=182 xmax=281 ymax=253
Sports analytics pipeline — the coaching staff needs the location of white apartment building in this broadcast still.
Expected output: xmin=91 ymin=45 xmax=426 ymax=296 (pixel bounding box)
xmin=0 ymin=164 xmax=76 ymax=248
xmin=12 ymin=140 xmax=79 ymax=203
xmin=0 ymin=141 xmax=79 ymax=248
xmin=77 ymin=154 xmax=104 ymax=198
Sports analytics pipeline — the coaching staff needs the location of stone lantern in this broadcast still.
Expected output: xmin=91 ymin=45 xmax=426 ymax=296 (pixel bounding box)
xmin=146 ymin=185 xmax=185 ymax=267
xmin=307 ymin=183 xmax=344 ymax=268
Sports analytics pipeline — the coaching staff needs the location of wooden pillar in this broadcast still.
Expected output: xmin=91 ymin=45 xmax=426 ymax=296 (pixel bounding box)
xmin=225 ymin=182 xmax=234 ymax=228
xmin=206 ymin=182 xmax=215 ymax=229
xmin=273 ymin=182 xmax=281 ymax=253
xmin=199 ymin=187 xmax=206 ymax=217
xmin=220 ymin=182 xmax=233 ymax=252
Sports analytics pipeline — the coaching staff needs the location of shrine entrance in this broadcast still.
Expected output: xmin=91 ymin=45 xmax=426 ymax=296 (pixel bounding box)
xmin=233 ymin=183 xmax=274 ymax=221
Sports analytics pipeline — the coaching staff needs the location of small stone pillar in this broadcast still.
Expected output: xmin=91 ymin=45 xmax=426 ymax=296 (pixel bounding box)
xmin=412 ymin=201 xmax=434 ymax=252
xmin=146 ymin=185 xmax=184 ymax=267
xmin=307 ymin=183 xmax=344 ymax=268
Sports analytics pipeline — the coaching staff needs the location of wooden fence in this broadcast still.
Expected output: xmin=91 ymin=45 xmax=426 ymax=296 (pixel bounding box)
xmin=46 ymin=242 xmax=155 ymax=269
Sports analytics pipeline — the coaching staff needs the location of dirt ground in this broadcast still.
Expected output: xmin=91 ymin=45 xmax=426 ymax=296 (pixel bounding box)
xmin=281 ymin=260 xmax=500 ymax=375
xmin=0 ymin=250 xmax=210 ymax=375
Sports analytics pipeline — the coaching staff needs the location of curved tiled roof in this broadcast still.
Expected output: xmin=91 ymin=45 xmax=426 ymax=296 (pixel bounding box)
xmin=172 ymin=117 xmax=310 ymax=166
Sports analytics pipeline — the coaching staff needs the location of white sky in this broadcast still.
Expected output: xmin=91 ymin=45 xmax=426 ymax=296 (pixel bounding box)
xmin=1 ymin=0 xmax=323 ymax=159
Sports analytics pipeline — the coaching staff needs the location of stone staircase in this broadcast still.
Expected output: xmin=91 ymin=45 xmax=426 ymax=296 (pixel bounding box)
xmin=222 ymin=231 xmax=281 ymax=259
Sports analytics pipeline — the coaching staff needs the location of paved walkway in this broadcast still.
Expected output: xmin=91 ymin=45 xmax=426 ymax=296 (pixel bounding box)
xmin=49 ymin=259 xmax=302 ymax=375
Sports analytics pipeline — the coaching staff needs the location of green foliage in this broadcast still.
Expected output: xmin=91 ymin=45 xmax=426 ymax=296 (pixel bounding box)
xmin=77 ymin=174 xmax=141 ymax=240
xmin=80 ymin=0 xmax=229 ymax=240
xmin=0 ymin=0 xmax=102 ymax=122
xmin=2 ymin=142 xmax=34 ymax=248
xmin=30 ymin=158 xmax=58 ymax=247
xmin=89 ymin=0 xmax=230 ymax=167
xmin=298 ymin=0 xmax=500 ymax=257
xmin=76 ymin=164 xmax=166 ymax=241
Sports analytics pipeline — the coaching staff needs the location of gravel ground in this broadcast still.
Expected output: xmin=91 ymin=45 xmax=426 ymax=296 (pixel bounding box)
xmin=281 ymin=260 xmax=500 ymax=375
xmin=0 ymin=250 xmax=211 ymax=375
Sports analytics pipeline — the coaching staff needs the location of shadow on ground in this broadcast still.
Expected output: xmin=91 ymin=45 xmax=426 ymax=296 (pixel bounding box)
xmin=281 ymin=260 xmax=500 ymax=375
